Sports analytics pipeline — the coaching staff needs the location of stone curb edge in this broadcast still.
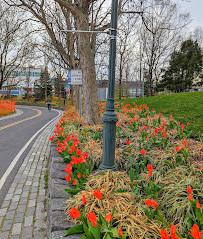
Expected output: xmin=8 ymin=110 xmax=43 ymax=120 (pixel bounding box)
xmin=47 ymin=143 xmax=81 ymax=239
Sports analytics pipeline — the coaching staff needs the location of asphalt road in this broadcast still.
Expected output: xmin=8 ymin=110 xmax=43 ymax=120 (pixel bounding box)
xmin=0 ymin=105 xmax=61 ymax=206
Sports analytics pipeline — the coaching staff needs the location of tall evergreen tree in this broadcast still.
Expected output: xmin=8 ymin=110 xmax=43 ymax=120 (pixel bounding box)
xmin=35 ymin=69 xmax=52 ymax=100
xmin=161 ymin=39 xmax=203 ymax=92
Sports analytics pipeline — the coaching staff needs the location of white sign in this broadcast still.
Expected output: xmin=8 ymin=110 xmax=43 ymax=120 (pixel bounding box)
xmin=70 ymin=70 xmax=82 ymax=85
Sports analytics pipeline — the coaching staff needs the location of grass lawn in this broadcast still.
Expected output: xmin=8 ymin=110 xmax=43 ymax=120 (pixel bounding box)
xmin=119 ymin=92 xmax=203 ymax=138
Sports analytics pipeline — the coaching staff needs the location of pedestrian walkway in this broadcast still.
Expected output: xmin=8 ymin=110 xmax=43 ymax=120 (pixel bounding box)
xmin=0 ymin=117 xmax=59 ymax=239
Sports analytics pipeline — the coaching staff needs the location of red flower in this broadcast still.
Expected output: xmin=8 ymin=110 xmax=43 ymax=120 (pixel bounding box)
xmin=187 ymin=122 xmax=190 ymax=126
xmin=190 ymin=223 xmax=203 ymax=239
xmin=73 ymin=179 xmax=77 ymax=185
xmin=152 ymin=200 xmax=158 ymax=210
xmin=118 ymin=229 xmax=123 ymax=237
xmin=93 ymin=189 xmax=102 ymax=199
xmin=77 ymin=174 xmax=81 ymax=179
xmin=140 ymin=149 xmax=146 ymax=155
xmin=68 ymin=150 xmax=72 ymax=154
xmin=160 ymin=229 xmax=170 ymax=239
xmin=126 ymin=140 xmax=130 ymax=145
xmin=144 ymin=199 xmax=153 ymax=207
xmin=181 ymin=124 xmax=184 ymax=130
xmin=170 ymin=224 xmax=177 ymax=238
xmin=65 ymin=175 xmax=71 ymax=182
xmin=183 ymin=140 xmax=187 ymax=146
xmin=155 ymin=128 xmax=158 ymax=133
xmin=49 ymin=136 xmax=54 ymax=141
xmin=163 ymin=131 xmax=167 ymax=136
xmin=188 ymin=194 xmax=193 ymax=201
xmin=105 ymin=214 xmax=113 ymax=223
xmin=147 ymin=164 xmax=153 ymax=172
xmin=82 ymin=195 xmax=87 ymax=205
xmin=159 ymin=127 xmax=163 ymax=131
xmin=148 ymin=171 xmax=152 ymax=176
xmin=175 ymin=147 xmax=180 ymax=152
xmin=68 ymin=207 xmax=80 ymax=219
xmin=196 ymin=202 xmax=200 ymax=209
xmin=187 ymin=186 xmax=192 ymax=194
xmin=159 ymin=113 xmax=162 ymax=116
xmin=82 ymin=174 xmax=86 ymax=178
xmin=87 ymin=211 xmax=97 ymax=227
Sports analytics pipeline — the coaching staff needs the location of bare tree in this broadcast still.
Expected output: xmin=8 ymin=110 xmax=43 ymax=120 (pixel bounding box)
xmin=135 ymin=0 xmax=190 ymax=96
xmin=0 ymin=2 xmax=36 ymax=90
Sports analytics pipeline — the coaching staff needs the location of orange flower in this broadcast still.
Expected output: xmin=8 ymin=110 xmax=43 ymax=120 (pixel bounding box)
xmin=93 ymin=189 xmax=102 ymax=199
xmin=87 ymin=211 xmax=97 ymax=227
xmin=118 ymin=229 xmax=123 ymax=237
xmin=189 ymin=223 xmax=203 ymax=239
xmin=188 ymin=194 xmax=193 ymax=201
xmin=196 ymin=202 xmax=200 ymax=209
xmin=68 ymin=207 xmax=80 ymax=219
xmin=187 ymin=186 xmax=192 ymax=194
xmin=82 ymin=195 xmax=87 ymax=205
xmin=82 ymin=174 xmax=86 ymax=178
xmin=105 ymin=214 xmax=113 ymax=223
xmin=140 ymin=149 xmax=146 ymax=155
xmin=160 ymin=229 xmax=170 ymax=239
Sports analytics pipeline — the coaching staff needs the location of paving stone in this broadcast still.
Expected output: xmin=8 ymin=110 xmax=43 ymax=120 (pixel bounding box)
xmin=0 ymin=216 xmax=3 ymax=226
xmin=12 ymin=223 xmax=22 ymax=235
xmin=33 ymin=230 xmax=46 ymax=239
xmin=22 ymin=191 xmax=29 ymax=198
xmin=23 ymin=185 xmax=31 ymax=191
xmin=2 ymin=220 xmax=13 ymax=231
xmin=0 ymin=231 xmax=10 ymax=239
xmin=15 ymin=189 xmax=22 ymax=195
xmin=9 ymin=202 xmax=18 ymax=211
xmin=15 ymin=213 xmax=24 ymax=223
xmin=28 ymin=199 xmax=36 ymax=207
xmin=17 ymin=205 xmax=26 ymax=214
xmin=12 ymin=195 xmax=21 ymax=202
xmin=24 ymin=216 xmax=33 ymax=227
xmin=1 ymin=200 xmax=11 ymax=208
xmin=10 ymin=235 xmax=20 ymax=239
xmin=21 ymin=226 xmax=33 ymax=239
xmin=26 ymin=207 xmax=35 ymax=216
xmin=8 ymin=188 xmax=15 ymax=194
xmin=16 ymin=184 xmax=24 ymax=189
xmin=29 ymin=192 xmax=37 ymax=200
xmin=6 ymin=210 xmax=15 ymax=220
xmin=4 ymin=193 xmax=13 ymax=200
xmin=19 ymin=197 xmax=28 ymax=205
xmin=0 ymin=208 xmax=7 ymax=216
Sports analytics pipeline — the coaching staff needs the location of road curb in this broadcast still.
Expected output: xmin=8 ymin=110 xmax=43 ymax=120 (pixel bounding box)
xmin=47 ymin=143 xmax=81 ymax=239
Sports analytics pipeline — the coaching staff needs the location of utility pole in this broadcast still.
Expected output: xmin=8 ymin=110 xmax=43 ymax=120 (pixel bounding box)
xmin=99 ymin=0 xmax=118 ymax=171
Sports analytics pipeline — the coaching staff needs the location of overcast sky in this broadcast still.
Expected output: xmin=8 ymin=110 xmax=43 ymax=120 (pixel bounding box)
xmin=175 ymin=0 xmax=202 ymax=29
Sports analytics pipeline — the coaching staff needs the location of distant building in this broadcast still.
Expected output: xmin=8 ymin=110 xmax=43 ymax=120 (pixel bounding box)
xmin=0 ymin=67 xmax=41 ymax=97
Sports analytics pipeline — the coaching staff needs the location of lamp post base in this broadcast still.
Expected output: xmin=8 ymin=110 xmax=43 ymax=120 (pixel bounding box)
xmin=98 ymin=109 xmax=118 ymax=171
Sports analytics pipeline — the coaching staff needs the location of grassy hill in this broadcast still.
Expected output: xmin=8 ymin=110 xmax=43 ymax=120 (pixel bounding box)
xmin=119 ymin=92 xmax=203 ymax=138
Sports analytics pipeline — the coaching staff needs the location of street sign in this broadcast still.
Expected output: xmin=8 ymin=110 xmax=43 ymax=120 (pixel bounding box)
xmin=70 ymin=70 xmax=82 ymax=85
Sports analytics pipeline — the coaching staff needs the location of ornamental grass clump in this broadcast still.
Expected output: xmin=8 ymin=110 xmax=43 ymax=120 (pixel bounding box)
xmin=66 ymin=170 xmax=161 ymax=239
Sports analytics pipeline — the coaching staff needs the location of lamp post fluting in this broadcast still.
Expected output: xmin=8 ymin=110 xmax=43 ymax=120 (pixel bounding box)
xmin=99 ymin=0 xmax=118 ymax=171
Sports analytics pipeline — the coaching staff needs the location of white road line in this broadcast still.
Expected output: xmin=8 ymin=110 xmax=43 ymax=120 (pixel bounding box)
xmin=0 ymin=108 xmax=62 ymax=190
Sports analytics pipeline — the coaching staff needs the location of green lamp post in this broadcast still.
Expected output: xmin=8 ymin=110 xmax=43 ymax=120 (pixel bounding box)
xmin=99 ymin=0 xmax=118 ymax=171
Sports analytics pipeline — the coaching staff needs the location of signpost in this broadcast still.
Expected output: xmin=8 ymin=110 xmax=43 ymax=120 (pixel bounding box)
xmin=70 ymin=70 xmax=83 ymax=118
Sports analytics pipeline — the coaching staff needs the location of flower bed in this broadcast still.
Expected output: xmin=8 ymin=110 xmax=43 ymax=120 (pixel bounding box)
xmin=50 ymin=102 xmax=203 ymax=239
xmin=0 ymin=101 xmax=15 ymax=116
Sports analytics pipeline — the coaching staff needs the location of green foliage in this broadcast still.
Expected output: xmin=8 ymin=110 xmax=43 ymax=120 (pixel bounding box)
xmin=160 ymin=39 xmax=203 ymax=92
xmin=119 ymin=92 xmax=203 ymax=138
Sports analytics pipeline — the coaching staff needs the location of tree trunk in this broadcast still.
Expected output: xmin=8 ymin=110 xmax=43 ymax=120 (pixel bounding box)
xmin=44 ymin=67 xmax=48 ymax=100
xmin=75 ymin=11 xmax=99 ymax=125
